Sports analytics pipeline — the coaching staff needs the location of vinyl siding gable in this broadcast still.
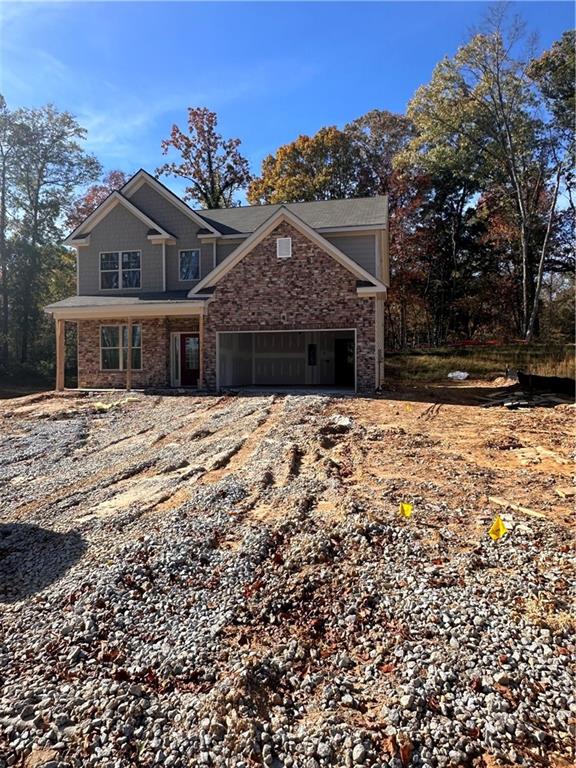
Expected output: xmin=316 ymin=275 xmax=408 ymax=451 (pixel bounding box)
xmin=215 ymin=234 xmax=377 ymax=276
xmin=324 ymin=234 xmax=376 ymax=277
xmin=77 ymin=204 xmax=162 ymax=294
xmin=128 ymin=182 xmax=208 ymax=290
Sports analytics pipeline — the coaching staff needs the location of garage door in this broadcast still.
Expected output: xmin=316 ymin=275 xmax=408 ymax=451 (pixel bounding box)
xmin=218 ymin=330 xmax=355 ymax=389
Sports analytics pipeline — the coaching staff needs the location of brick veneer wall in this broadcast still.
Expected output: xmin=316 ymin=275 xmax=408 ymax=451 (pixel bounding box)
xmin=77 ymin=316 xmax=199 ymax=389
xmin=203 ymin=221 xmax=376 ymax=391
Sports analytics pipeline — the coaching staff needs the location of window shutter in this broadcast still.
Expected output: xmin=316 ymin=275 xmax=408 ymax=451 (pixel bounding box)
xmin=276 ymin=237 xmax=292 ymax=259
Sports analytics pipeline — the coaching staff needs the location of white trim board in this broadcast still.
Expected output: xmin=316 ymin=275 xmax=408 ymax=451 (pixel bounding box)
xmin=45 ymin=303 xmax=206 ymax=321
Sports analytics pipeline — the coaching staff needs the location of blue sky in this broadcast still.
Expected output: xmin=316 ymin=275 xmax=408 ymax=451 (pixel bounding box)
xmin=1 ymin=1 xmax=573 ymax=196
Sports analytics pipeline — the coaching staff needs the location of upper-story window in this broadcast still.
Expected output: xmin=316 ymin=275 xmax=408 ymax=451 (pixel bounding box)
xmin=100 ymin=251 xmax=141 ymax=290
xmin=179 ymin=249 xmax=200 ymax=281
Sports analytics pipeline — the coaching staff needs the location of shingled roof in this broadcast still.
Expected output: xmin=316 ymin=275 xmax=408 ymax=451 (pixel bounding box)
xmin=194 ymin=196 xmax=387 ymax=236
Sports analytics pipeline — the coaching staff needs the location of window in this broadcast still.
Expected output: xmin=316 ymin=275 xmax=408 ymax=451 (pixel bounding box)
xmin=276 ymin=237 xmax=292 ymax=259
xmin=100 ymin=325 xmax=142 ymax=370
xmin=100 ymin=251 xmax=141 ymax=289
xmin=179 ymin=249 xmax=200 ymax=281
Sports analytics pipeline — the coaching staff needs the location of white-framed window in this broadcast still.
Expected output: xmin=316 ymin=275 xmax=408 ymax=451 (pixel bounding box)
xmin=100 ymin=251 xmax=141 ymax=290
xmin=276 ymin=237 xmax=292 ymax=259
xmin=100 ymin=324 xmax=142 ymax=370
xmin=179 ymin=249 xmax=200 ymax=281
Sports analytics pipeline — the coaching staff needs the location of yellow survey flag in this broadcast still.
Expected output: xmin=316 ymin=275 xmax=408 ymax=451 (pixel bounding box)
xmin=488 ymin=515 xmax=508 ymax=541
xmin=399 ymin=502 xmax=413 ymax=518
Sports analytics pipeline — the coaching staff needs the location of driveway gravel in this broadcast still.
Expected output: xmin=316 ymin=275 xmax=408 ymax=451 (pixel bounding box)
xmin=0 ymin=389 xmax=573 ymax=768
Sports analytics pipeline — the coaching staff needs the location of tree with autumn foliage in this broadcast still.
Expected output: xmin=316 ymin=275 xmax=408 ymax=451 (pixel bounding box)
xmin=247 ymin=126 xmax=360 ymax=204
xmin=401 ymin=7 xmax=573 ymax=340
xmin=247 ymin=111 xmax=414 ymax=205
xmin=157 ymin=108 xmax=251 ymax=209
xmin=66 ymin=170 xmax=130 ymax=231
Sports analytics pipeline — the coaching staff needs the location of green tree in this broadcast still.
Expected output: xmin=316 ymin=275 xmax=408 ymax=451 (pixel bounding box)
xmin=528 ymin=30 xmax=575 ymax=135
xmin=0 ymin=99 xmax=100 ymax=369
xmin=402 ymin=7 xmax=571 ymax=339
xmin=0 ymin=96 xmax=23 ymax=372
xmin=157 ymin=107 xmax=251 ymax=208
xmin=345 ymin=109 xmax=415 ymax=197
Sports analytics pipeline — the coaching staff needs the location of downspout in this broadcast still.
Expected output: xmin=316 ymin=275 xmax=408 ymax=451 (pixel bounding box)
xmin=162 ymin=242 xmax=166 ymax=292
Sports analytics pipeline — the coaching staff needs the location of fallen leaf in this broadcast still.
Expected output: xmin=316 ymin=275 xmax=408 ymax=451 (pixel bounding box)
xmin=399 ymin=739 xmax=413 ymax=767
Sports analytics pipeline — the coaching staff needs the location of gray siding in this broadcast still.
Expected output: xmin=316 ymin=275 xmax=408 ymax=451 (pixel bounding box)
xmin=216 ymin=241 xmax=244 ymax=265
xmin=77 ymin=204 xmax=162 ymax=294
xmin=76 ymin=180 xmax=378 ymax=295
xmin=215 ymin=236 xmax=376 ymax=275
xmin=129 ymin=183 xmax=207 ymax=290
xmin=324 ymin=234 xmax=376 ymax=277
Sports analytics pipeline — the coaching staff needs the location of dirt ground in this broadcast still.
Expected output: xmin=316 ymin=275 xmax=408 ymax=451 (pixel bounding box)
xmin=1 ymin=379 xmax=574 ymax=539
xmin=0 ymin=381 xmax=574 ymax=767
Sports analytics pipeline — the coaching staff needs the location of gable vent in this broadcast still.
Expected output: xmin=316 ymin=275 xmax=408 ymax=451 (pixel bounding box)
xmin=276 ymin=237 xmax=292 ymax=259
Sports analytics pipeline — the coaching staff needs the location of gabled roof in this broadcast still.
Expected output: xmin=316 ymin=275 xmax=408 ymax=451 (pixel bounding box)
xmin=64 ymin=168 xmax=387 ymax=249
xmin=63 ymin=191 xmax=175 ymax=245
xmin=194 ymin=196 xmax=388 ymax=235
xmin=190 ymin=206 xmax=387 ymax=296
xmin=121 ymin=169 xmax=221 ymax=236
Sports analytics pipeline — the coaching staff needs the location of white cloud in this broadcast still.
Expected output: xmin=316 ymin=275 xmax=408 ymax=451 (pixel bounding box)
xmin=1 ymin=5 xmax=320 ymax=174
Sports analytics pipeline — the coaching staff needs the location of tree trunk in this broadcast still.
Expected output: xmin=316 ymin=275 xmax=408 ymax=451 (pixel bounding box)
xmin=0 ymin=163 xmax=8 ymax=371
xmin=525 ymin=164 xmax=562 ymax=342
xmin=20 ymin=186 xmax=41 ymax=365
xmin=400 ymin=300 xmax=407 ymax=350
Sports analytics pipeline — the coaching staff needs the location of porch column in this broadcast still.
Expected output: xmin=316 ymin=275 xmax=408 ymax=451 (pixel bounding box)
xmin=55 ymin=318 xmax=65 ymax=392
xmin=198 ymin=313 xmax=204 ymax=389
xmin=126 ymin=318 xmax=133 ymax=391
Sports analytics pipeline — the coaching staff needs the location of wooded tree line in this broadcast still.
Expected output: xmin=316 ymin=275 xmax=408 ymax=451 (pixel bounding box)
xmin=0 ymin=10 xmax=573 ymax=380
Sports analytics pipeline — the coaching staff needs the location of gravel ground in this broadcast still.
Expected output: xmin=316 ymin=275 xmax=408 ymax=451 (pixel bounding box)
xmin=0 ymin=390 xmax=574 ymax=768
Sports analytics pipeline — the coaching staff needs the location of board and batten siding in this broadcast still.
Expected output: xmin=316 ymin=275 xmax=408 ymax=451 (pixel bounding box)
xmin=128 ymin=183 xmax=207 ymax=291
xmin=77 ymin=204 xmax=163 ymax=294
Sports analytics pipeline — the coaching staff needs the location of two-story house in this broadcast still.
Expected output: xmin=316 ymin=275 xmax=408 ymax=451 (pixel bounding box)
xmin=45 ymin=170 xmax=389 ymax=392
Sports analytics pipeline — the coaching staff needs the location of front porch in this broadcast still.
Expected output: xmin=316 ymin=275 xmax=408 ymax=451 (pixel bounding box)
xmin=45 ymin=296 xmax=207 ymax=391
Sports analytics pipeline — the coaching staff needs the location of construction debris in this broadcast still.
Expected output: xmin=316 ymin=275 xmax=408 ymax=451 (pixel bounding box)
xmin=488 ymin=495 xmax=547 ymax=519
xmin=556 ymin=486 xmax=576 ymax=500
xmin=517 ymin=371 xmax=576 ymax=397
xmin=399 ymin=501 xmax=414 ymax=518
xmin=482 ymin=389 xmax=573 ymax=409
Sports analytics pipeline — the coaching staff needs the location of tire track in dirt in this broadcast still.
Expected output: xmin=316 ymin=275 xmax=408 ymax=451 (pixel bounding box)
xmin=3 ymin=398 xmax=226 ymax=520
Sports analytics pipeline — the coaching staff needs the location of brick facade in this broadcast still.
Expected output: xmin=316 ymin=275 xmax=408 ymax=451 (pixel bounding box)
xmin=75 ymin=223 xmax=377 ymax=392
xmin=77 ymin=316 xmax=199 ymax=389
xmin=203 ymin=221 xmax=376 ymax=392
